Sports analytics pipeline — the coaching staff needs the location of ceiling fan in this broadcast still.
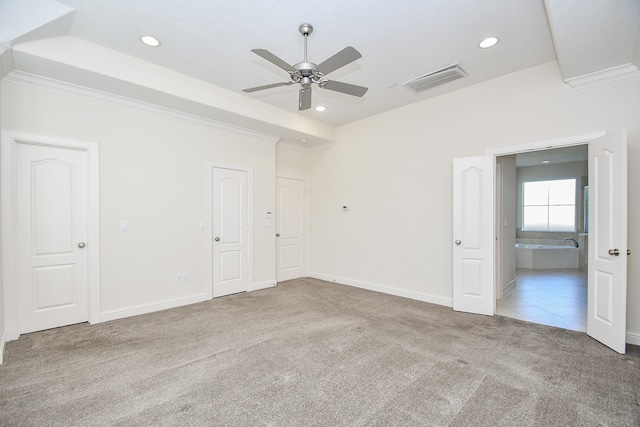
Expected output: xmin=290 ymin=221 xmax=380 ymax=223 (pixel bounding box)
xmin=242 ymin=23 xmax=368 ymax=111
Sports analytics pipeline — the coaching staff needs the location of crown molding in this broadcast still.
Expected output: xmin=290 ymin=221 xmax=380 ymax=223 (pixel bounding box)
xmin=277 ymin=139 xmax=334 ymax=152
xmin=565 ymin=63 xmax=640 ymax=89
xmin=0 ymin=44 xmax=13 ymax=79
xmin=4 ymin=70 xmax=281 ymax=144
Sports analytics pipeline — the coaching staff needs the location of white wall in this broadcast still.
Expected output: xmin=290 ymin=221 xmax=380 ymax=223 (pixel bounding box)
xmin=276 ymin=143 xmax=310 ymax=178
xmin=4 ymin=58 xmax=640 ymax=345
xmin=501 ymin=157 xmax=517 ymax=291
xmin=307 ymin=61 xmax=640 ymax=337
xmin=1 ymin=79 xmax=276 ymax=319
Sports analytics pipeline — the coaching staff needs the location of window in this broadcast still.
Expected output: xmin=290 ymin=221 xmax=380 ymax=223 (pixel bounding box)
xmin=523 ymin=178 xmax=576 ymax=231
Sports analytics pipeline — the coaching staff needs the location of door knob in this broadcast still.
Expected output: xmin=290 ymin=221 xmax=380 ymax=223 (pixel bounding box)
xmin=628 ymin=249 xmax=631 ymax=255
xmin=214 ymin=237 xmax=220 ymax=242
xmin=608 ymin=248 xmax=620 ymax=256
xmin=455 ymin=240 xmax=461 ymax=245
xmin=276 ymin=233 xmax=281 ymax=237
xmin=78 ymin=242 xmax=86 ymax=248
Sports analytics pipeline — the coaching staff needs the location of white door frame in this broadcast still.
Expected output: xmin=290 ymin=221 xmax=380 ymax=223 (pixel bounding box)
xmin=1 ymin=131 xmax=100 ymax=341
xmin=485 ymin=131 xmax=605 ymax=158
xmin=275 ymin=174 xmax=310 ymax=280
xmin=486 ymin=131 xmax=605 ymax=290
xmin=206 ymin=161 xmax=253 ymax=299
xmin=485 ymin=130 xmax=606 ymax=307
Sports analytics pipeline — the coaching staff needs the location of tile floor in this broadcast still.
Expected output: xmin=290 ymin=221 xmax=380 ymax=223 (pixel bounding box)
xmin=496 ymin=268 xmax=587 ymax=332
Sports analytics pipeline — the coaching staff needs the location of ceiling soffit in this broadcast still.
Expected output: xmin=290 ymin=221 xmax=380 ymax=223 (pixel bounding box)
xmin=544 ymin=0 xmax=640 ymax=88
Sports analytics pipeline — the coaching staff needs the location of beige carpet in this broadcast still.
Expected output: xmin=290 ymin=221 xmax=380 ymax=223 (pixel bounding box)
xmin=1 ymin=277 xmax=639 ymax=426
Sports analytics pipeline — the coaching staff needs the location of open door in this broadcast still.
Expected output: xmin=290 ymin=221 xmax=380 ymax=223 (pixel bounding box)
xmin=588 ymin=130 xmax=628 ymax=354
xmin=453 ymin=155 xmax=494 ymax=315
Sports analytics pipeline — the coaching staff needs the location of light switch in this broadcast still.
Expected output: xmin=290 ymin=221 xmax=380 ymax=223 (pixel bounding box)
xmin=120 ymin=220 xmax=128 ymax=231
xmin=199 ymin=220 xmax=205 ymax=230
xmin=262 ymin=220 xmax=271 ymax=228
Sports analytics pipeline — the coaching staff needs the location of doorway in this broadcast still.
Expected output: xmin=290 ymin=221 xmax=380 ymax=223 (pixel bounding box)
xmin=456 ymin=130 xmax=627 ymax=352
xmin=496 ymin=146 xmax=588 ymax=332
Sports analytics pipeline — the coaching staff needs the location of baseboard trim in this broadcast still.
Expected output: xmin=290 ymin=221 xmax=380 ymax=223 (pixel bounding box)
xmin=309 ymin=272 xmax=453 ymax=308
xmin=98 ymin=293 xmax=209 ymax=323
xmin=502 ymin=278 xmax=517 ymax=295
xmin=251 ymin=280 xmax=277 ymax=291
xmin=626 ymin=330 xmax=640 ymax=347
xmin=0 ymin=329 xmax=6 ymax=365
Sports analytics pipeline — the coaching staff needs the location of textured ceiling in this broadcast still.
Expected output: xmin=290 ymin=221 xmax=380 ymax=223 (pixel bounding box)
xmin=544 ymin=0 xmax=640 ymax=80
xmin=48 ymin=0 xmax=557 ymax=127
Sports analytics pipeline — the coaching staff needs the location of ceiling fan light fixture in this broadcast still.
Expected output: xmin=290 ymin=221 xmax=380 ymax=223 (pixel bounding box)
xmin=314 ymin=105 xmax=327 ymax=112
xmin=140 ymin=35 xmax=161 ymax=47
xmin=478 ymin=37 xmax=499 ymax=49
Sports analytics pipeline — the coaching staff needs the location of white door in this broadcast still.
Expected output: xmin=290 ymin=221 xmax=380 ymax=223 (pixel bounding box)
xmin=276 ymin=177 xmax=307 ymax=281
xmin=587 ymin=130 xmax=628 ymax=354
xmin=453 ymin=155 xmax=495 ymax=315
xmin=17 ymin=143 xmax=89 ymax=333
xmin=212 ymin=167 xmax=249 ymax=297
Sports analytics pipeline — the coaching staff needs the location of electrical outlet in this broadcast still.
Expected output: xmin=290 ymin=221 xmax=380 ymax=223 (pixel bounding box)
xmin=175 ymin=273 xmax=181 ymax=283
xmin=181 ymin=272 xmax=189 ymax=282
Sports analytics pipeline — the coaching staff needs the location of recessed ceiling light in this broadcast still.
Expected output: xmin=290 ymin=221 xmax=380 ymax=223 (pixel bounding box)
xmin=299 ymin=138 xmax=308 ymax=143
xmin=314 ymin=105 xmax=327 ymax=112
xmin=542 ymin=160 xmax=550 ymax=164
xmin=140 ymin=35 xmax=161 ymax=47
xmin=478 ymin=37 xmax=499 ymax=49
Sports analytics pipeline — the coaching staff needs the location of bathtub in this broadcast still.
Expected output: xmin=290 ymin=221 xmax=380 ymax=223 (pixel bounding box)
xmin=515 ymin=243 xmax=579 ymax=269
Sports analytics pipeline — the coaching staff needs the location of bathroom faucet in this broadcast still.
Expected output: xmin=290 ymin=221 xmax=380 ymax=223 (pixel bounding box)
xmin=564 ymin=238 xmax=579 ymax=248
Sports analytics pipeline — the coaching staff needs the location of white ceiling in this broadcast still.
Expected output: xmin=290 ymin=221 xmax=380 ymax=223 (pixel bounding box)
xmin=515 ymin=145 xmax=588 ymax=168
xmin=1 ymin=0 xmax=557 ymax=127
xmin=1 ymin=0 xmax=638 ymax=132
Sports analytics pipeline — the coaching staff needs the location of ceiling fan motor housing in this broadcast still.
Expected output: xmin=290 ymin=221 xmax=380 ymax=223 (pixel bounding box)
xmin=292 ymin=62 xmax=324 ymax=87
xmin=295 ymin=62 xmax=317 ymax=76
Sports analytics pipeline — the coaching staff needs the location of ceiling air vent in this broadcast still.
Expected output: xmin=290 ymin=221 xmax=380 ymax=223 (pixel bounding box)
xmin=402 ymin=64 xmax=467 ymax=93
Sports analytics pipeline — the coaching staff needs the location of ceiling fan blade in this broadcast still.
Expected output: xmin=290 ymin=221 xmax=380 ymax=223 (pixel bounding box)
xmin=242 ymin=81 xmax=292 ymax=93
xmin=299 ymin=88 xmax=311 ymax=110
xmin=251 ymin=49 xmax=296 ymax=73
xmin=321 ymin=80 xmax=368 ymax=97
xmin=316 ymin=46 xmax=362 ymax=75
